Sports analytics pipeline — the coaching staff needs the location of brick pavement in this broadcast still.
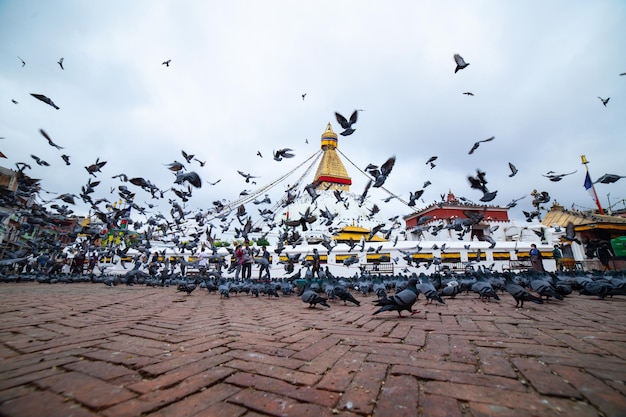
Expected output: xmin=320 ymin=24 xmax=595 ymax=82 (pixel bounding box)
xmin=0 ymin=282 xmax=625 ymax=417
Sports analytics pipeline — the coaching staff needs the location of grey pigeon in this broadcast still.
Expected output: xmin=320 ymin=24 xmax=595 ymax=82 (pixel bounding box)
xmin=417 ymin=277 xmax=445 ymax=305
xmin=597 ymin=96 xmax=610 ymax=107
xmin=594 ymin=174 xmax=625 ymax=184
xmin=503 ymin=273 xmax=543 ymax=308
xmin=40 ymin=129 xmax=64 ymax=149
xmin=301 ymin=284 xmax=330 ymax=308
xmin=530 ymin=275 xmax=564 ymax=301
xmin=31 ymin=93 xmax=60 ymax=110
xmin=454 ymin=54 xmax=470 ymax=73
xmin=333 ymin=285 xmax=360 ymax=306
xmin=373 ymin=277 xmax=420 ymax=317
xmin=58 ymin=57 xmax=64 ymax=70
xmin=468 ymin=136 xmax=494 ymax=154
xmin=368 ymin=155 xmax=396 ymax=188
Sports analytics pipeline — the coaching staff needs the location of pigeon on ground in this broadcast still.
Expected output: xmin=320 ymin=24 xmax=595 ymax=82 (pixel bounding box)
xmin=417 ymin=277 xmax=445 ymax=305
xmin=39 ymin=129 xmax=64 ymax=149
xmin=31 ymin=93 xmax=60 ymax=110
xmin=468 ymin=136 xmax=494 ymax=154
xmin=301 ymin=283 xmax=330 ymax=308
xmin=503 ymin=273 xmax=543 ymax=308
xmin=373 ymin=277 xmax=420 ymax=317
xmin=333 ymin=285 xmax=360 ymax=306
xmin=530 ymin=276 xmax=564 ymax=301
xmin=598 ymin=96 xmax=610 ymax=107
xmin=454 ymin=54 xmax=470 ymax=73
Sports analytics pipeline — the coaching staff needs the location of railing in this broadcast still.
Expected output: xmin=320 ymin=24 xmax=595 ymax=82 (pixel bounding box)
xmin=361 ymin=262 xmax=394 ymax=275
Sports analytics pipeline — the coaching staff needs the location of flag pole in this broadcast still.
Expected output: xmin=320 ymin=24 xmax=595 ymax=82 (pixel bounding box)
xmin=581 ymin=155 xmax=605 ymax=214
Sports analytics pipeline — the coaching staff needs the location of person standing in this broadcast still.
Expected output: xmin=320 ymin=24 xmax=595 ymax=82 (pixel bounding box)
xmin=198 ymin=247 xmax=209 ymax=275
xmin=597 ymin=243 xmax=614 ymax=271
xmin=552 ymin=244 xmax=563 ymax=271
xmin=241 ymin=241 xmax=253 ymax=280
xmin=234 ymin=244 xmax=244 ymax=280
xmin=311 ymin=248 xmax=321 ymax=278
xmin=529 ymin=244 xmax=544 ymax=272
xmin=258 ymin=246 xmax=271 ymax=280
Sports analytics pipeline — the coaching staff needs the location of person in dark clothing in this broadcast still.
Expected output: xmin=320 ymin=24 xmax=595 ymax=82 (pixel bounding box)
xmin=597 ymin=244 xmax=614 ymax=271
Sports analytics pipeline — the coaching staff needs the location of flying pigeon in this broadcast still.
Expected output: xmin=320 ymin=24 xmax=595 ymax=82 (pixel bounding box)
xmin=597 ymin=96 xmax=610 ymax=107
xmin=454 ymin=54 xmax=470 ymax=73
xmin=273 ymin=148 xmax=295 ymax=161
xmin=563 ymin=221 xmax=581 ymax=245
xmin=463 ymin=92 xmax=474 ymax=96
xmin=174 ymin=171 xmax=202 ymax=188
xmin=39 ymin=129 xmax=64 ymax=149
xmin=425 ymin=156 xmax=437 ymax=165
xmin=368 ymin=155 xmax=396 ymax=188
xmin=372 ymin=277 xmax=420 ymax=317
xmin=61 ymin=154 xmax=71 ymax=165
xmin=85 ymin=158 xmax=107 ymax=176
xmin=543 ymin=171 xmax=577 ymax=182
xmin=165 ymin=161 xmax=185 ymax=171
xmin=301 ymin=93 xmax=307 ymax=100
xmin=468 ymin=136 xmax=494 ymax=154
xmin=181 ymin=150 xmax=194 ymax=163
xmin=162 ymin=59 xmax=171 ymax=66
xmin=508 ymin=162 xmax=518 ymax=177
xmin=237 ymin=170 xmax=259 ymax=183
xmin=57 ymin=57 xmax=64 ymax=70
xmin=31 ymin=93 xmax=60 ymax=110
xmin=335 ymin=110 xmax=358 ymax=136
xmin=594 ymin=174 xmax=625 ymax=184
xmin=18 ymin=56 xmax=25 ymax=67
xmin=31 ymin=154 xmax=50 ymax=166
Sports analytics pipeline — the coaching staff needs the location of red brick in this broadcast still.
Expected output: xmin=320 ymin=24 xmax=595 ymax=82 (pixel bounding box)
xmin=63 ymin=358 xmax=136 ymax=381
xmin=229 ymin=388 xmax=353 ymax=417
xmin=475 ymin=347 xmax=517 ymax=378
xmin=510 ymin=357 xmax=580 ymax=398
xmin=0 ymin=390 xmax=99 ymax=417
xmin=149 ymin=382 xmax=241 ymax=417
xmin=35 ymin=370 xmax=136 ymax=409
xmin=226 ymin=372 xmax=338 ymax=407
xmin=336 ymin=361 xmax=387 ymax=415
xmin=375 ymin=374 xmax=419 ymax=417
xmin=551 ymin=364 xmax=626 ymax=417
xmin=225 ymin=357 xmax=321 ymax=386
xmin=316 ymin=351 xmax=367 ymax=392
xmin=420 ymin=393 xmax=463 ymax=417
xmin=391 ymin=364 xmax=525 ymax=392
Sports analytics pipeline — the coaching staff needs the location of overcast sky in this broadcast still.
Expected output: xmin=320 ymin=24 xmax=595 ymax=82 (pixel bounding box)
xmin=1 ymin=1 xmax=625 ymax=230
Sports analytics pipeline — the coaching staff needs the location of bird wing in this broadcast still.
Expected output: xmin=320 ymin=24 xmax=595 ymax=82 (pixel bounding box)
xmin=454 ymin=54 xmax=466 ymax=66
xmin=335 ymin=112 xmax=350 ymax=129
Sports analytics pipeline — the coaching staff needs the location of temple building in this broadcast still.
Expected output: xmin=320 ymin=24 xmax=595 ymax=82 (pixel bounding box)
xmin=312 ymin=123 xmax=352 ymax=191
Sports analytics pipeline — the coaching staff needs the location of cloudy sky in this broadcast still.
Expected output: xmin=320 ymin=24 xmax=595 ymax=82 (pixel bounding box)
xmin=1 ymin=1 xmax=625 ymax=231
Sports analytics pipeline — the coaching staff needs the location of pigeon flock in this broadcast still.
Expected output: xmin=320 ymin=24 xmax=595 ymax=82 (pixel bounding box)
xmin=1 ymin=52 xmax=624 ymax=311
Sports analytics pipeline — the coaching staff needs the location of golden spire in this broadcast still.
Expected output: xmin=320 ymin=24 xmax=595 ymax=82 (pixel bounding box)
xmin=314 ymin=123 xmax=351 ymax=191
